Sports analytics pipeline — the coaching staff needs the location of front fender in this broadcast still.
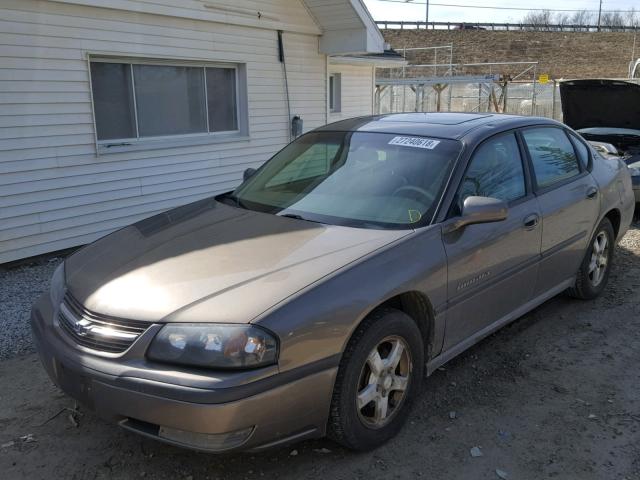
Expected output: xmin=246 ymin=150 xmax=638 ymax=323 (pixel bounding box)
xmin=254 ymin=226 xmax=448 ymax=374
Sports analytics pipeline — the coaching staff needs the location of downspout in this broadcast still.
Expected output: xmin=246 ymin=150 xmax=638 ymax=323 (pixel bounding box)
xmin=278 ymin=30 xmax=292 ymax=142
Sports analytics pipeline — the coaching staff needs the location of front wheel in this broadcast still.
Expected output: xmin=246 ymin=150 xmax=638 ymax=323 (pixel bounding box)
xmin=568 ymin=218 xmax=615 ymax=300
xmin=328 ymin=308 xmax=424 ymax=451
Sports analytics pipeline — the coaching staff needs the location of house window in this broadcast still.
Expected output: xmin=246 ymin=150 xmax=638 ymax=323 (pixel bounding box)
xmin=90 ymin=59 xmax=242 ymax=143
xmin=329 ymin=73 xmax=341 ymax=113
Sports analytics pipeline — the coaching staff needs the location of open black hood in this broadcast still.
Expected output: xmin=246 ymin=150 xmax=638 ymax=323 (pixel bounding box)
xmin=559 ymin=79 xmax=640 ymax=130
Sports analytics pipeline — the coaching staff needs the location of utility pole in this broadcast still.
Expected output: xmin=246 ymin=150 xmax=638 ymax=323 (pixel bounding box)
xmin=597 ymin=0 xmax=603 ymax=32
xmin=405 ymin=0 xmax=430 ymax=28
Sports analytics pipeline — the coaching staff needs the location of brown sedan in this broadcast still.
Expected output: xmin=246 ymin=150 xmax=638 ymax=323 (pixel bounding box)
xmin=32 ymin=113 xmax=635 ymax=452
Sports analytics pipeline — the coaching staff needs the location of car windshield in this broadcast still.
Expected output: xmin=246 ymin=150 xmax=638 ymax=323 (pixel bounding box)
xmin=228 ymin=131 xmax=462 ymax=229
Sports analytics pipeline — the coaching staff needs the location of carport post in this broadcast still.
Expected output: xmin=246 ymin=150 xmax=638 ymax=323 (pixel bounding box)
xmin=502 ymin=81 xmax=508 ymax=113
xmin=531 ymin=64 xmax=537 ymax=115
xmin=551 ymin=79 xmax=557 ymax=120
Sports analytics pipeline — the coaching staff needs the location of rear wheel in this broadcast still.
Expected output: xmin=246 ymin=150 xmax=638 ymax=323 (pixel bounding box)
xmin=328 ymin=308 xmax=424 ymax=451
xmin=568 ymin=218 xmax=615 ymax=299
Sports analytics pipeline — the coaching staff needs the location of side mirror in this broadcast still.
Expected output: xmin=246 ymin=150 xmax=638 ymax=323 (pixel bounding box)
xmin=243 ymin=168 xmax=257 ymax=181
xmin=444 ymin=196 xmax=508 ymax=233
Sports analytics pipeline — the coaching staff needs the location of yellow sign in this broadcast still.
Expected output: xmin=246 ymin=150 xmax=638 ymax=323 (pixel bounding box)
xmin=538 ymin=74 xmax=550 ymax=84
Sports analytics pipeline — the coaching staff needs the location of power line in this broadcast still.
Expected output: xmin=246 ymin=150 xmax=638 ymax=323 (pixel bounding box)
xmin=374 ymin=0 xmax=638 ymax=13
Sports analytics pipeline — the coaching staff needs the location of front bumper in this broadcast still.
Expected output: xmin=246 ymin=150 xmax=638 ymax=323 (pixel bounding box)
xmin=30 ymin=295 xmax=337 ymax=452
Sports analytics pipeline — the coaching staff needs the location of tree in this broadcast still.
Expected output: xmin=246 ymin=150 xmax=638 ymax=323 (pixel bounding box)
xmin=519 ymin=8 xmax=638 ymax=31
xmin=522 ymin=10 xmax=555 ymax=30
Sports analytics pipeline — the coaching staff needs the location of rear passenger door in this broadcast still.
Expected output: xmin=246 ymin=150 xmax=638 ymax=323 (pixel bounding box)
xmin=520 ymin=127 xmax=600 ymax=296
xmin=442 ymin=132 xmax=542 ymax=351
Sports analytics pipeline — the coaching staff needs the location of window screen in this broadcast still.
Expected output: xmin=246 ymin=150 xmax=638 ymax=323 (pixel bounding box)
xmin=133 ymin=65 xmax=207 ymax=137
xmin=90 ymin=63 xmax=136 ymax=141
xmin=206 ymin=67 xmax=238 ymax=132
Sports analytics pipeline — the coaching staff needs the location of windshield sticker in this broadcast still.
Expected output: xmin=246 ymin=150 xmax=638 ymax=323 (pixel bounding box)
xmin=388 ymin=136 xmax=441 ymax=150
xmin=408 ymin=209 xmax=422 ymax=223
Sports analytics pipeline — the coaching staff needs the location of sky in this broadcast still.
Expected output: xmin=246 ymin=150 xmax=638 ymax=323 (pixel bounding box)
xmin=362 ymin=0 xmax=640 ymax=24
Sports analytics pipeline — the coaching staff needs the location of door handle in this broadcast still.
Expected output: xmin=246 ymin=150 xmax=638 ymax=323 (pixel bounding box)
xmin=586 ymin=186 xmax=598 ymax=199
xmin=523 ymin=213 xmax=539 ymax=229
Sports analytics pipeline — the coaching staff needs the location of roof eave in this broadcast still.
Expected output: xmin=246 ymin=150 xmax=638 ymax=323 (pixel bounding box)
xmin=329 ymin=55 xmax=407 ymax=67
xmin=303 ymin=0 xmax=386 ymax=55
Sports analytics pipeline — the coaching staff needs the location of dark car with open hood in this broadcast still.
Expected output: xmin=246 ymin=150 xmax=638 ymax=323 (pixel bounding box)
xmin=31 ymin=113 xmax=635 ymax=453
xmin=560 ymin=79 xmax=640 ymax=204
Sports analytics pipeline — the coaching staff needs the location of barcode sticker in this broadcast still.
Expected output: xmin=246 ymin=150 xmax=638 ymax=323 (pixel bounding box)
xmin=388 ymin=136 xmax=441 ymax=150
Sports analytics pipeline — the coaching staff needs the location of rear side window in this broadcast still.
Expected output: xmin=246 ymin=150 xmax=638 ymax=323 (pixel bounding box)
xmin=568 ymin=133 xmax=590 ymax=169
xmin=522 ymin=127 xmax=580 ymax=188
xmin=458 ymin=132 xmax=526 ymax=204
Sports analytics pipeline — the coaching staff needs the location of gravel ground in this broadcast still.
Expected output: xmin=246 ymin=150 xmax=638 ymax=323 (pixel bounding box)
xmin=0 ymin=256 xmax=62 ymax=360
xmin=0 ymin=223 xmax=639 ymax=480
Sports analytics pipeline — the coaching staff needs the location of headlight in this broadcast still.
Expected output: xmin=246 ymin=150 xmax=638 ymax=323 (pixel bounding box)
xmin=49 ymin=262 xmax=66 ymax=307
xmin=147 ymin=324 xmax=278 ymax=369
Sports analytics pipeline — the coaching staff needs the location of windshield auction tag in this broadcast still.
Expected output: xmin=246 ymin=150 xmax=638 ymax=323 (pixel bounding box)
xmin=388 ymin=136 xmax=441 ymax=149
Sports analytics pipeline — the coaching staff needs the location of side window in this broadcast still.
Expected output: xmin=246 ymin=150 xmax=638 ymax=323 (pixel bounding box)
xmin=522 ymin=127 xmax=581 ymax=188
xmin=457 ymin=133 xmax=526 ymax=206
xmin=329 ymin=73 xmax=341 ymax=113
xmin=568 ymin=132 xmax=590 ymax=170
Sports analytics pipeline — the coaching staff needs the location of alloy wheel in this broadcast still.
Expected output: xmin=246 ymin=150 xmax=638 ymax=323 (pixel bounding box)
xmin=588 ymin=231 xmax=609 ymax=287
xmin=356 ymin=336 xmax=412 ymax=428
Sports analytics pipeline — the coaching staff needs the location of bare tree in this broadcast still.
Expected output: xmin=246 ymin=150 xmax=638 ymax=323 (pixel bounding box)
xmin=625 ymin=7 xmax=639 ymax=27
xmin=600 ymin=11 xmax=625 ymax=30
xmin=570 ymin=10 xmax=594 ymax=30
xmin=522 ymin=10 xmax=555 ymax=30
xmin=519 ymin=8 xmax=638 ymax=31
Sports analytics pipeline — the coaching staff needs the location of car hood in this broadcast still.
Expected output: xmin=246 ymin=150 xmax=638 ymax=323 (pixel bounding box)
xmin=559 ymin=79 xmax=640 ymax=131
xmin=65 ymin=198 xmax=410 ymax=324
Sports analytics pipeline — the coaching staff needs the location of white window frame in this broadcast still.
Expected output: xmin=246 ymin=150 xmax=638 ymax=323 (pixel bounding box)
xmin=88 ymin=55 xmax=249 ymax=155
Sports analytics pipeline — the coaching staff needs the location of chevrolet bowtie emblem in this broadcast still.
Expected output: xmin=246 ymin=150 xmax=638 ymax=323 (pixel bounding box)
xmin=72 ymin=318 xmax=92 ymax=336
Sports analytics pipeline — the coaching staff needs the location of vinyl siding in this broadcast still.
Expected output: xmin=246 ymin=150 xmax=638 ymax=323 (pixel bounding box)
xmin=49 ymin=0 xmax=322 ymax=35
xmin=0 ymin=0 xmax=327 ymax=263
xmin=328 ymin=63 xmax=374 ymax=122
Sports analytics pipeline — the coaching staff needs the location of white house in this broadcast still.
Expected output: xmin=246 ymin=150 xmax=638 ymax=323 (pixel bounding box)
xmin=0 ymin=0 xmax=403 ymax=263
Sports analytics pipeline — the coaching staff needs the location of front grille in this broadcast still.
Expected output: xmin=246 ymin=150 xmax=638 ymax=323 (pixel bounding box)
xmin=58 ymin=293 xmax=149 ymax=353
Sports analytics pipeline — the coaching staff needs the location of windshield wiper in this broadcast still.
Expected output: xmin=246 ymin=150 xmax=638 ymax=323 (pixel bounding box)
xmin=279 ymin=213 xmax=324 ymax=224
xmin=221 ymin=193 xmax=248 ymax=210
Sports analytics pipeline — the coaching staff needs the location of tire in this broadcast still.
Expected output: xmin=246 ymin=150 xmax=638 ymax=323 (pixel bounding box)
xmin=568 ymin=217 xmax=615 ymax=300
xmin=327 ymin=308 xmax=424 ymax=451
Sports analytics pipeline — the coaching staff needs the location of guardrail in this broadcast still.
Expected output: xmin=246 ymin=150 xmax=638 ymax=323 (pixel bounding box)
xmin=376 ymin=21 xmax=640 ymax=32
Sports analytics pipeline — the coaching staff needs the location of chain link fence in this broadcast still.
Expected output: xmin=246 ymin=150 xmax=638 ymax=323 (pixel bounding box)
xmin=376 ymin=77 xmax=640 ymax=121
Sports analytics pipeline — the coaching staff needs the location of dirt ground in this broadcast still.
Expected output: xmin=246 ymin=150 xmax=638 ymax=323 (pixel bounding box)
xmin=1 ymin=224 xmax=639 ymax=480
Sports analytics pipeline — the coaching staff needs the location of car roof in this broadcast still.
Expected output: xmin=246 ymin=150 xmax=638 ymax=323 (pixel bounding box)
xmin=314 ymin=112 xmax=561 ymax=140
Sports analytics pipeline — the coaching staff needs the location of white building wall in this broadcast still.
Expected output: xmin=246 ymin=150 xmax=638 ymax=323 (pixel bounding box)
xmin=328 ymin=63 xmax=374 ymax=123
xmin=0 ymin=0 xmax=327 ymax=263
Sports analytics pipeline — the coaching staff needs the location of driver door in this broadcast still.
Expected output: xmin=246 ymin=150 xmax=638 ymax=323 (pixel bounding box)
xmin=442 ymin=132 xmax=542 ymax=351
